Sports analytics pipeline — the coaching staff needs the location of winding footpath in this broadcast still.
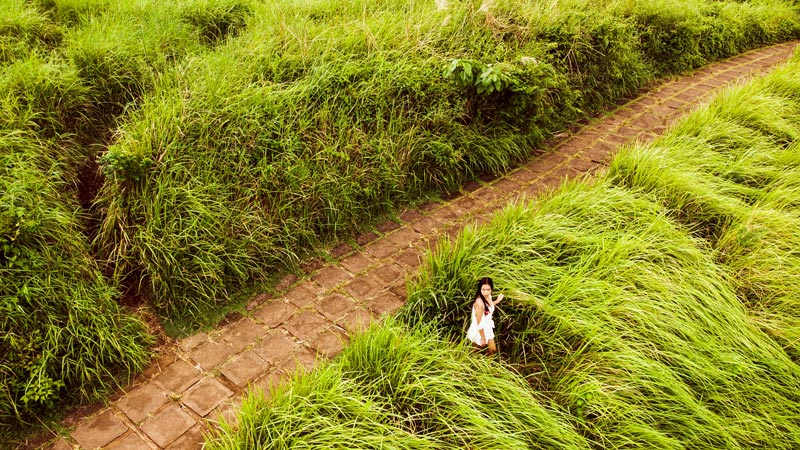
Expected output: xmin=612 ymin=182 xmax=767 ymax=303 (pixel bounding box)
xmin=42 ymin=41 xmax=799 ymax=450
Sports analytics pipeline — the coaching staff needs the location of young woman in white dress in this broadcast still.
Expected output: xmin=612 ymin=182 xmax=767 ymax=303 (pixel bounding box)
xmin=467 ymin=277 xmax=504 ymax=354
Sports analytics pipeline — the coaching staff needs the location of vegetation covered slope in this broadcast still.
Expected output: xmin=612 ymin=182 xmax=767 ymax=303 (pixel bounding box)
xmin=94 ymin=0 xmax=800 ymax=320
xmin=210 ymin=51 xmax=800 ymax=449
xmin=2 ymin=0 xmax=800 ymax=436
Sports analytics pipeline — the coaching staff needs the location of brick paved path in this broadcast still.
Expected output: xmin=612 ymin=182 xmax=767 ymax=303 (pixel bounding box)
xmin=44 ymin=41 xmax=798 ymax=450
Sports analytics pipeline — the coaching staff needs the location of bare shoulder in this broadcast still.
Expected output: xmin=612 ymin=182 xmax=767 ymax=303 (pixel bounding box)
xmin=473 ymin=297 xmax=484 ymax=311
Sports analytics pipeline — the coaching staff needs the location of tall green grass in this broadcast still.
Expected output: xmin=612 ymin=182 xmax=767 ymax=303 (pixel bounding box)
xmin=402 ymin=54 xmax=800 ymax=447
xmin=95 ymin=0 xmax=800 ymax=322
xmin=608 ymin=58 xmax=800 ymax=359
xmin=0 ymin=1 xmax=62 ymax=63
xmin=405 ymin=179 xmax=800 ymax=448
xmin=207 ymin=319 xmax=588 ymax=450
xmin=0 ymin=132 xmax=152 ymax=435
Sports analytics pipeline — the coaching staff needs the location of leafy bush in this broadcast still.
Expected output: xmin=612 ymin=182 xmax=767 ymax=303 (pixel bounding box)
xmin=0 ymin=1 xmax=62 ymax=63
xmin=91 ymin=0 xmax=800 ymax=322
xmin=608 ymin=58 xmax=800 ymax=358
xmin=179 ymin=0 xmax=253 ymax=45
xmin=0 ymin=54 xmax=88 ymax=138
xmin=0 ymin=133 xmax=151 ymax=433
xmin=207 ymin=320 xmax=588 ymax=450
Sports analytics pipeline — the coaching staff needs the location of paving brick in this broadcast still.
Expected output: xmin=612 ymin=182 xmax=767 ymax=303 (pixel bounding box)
xmin=388 ymin=283 xmax=407 ymax=300
xmin=317 ymin=292 xmax=360 ymax=321
xmin=139 ymin=350 xmax=178 ymax=379
xmin=299 ymin=257 xmax=324 ymax=275
xmin=311 ymin=265 xmax=352 ymax=290
xmin=376 ymin=219 xmax=401 ymax=233
xmin=411 ymin=216 xmax=440 ymax=234
xmin=395 ymin=248 xmax=422 ymax=270
xmin=253 ymin=331 xmax=298 ymax=364
xmin=418 ymin=200 xmax=440 ymax=212
xmin=493 ymin=178 xmax=520 ymax=194
xmin=427 ymin=205 xmax=459 ymax=225
xmin=526 ymin=153 xmax=567 ymax=175
xmin=277 ymin=346 xmax=318 ymax=374
xmin=329 ymin=242 xmax=353 ymax=259
xmin=153 ymin=359 xmax=202 ymax=395
xmin=340 ymin=252 xmax=375 ymax=274
xmin=398 ymin=208 xmax=424 ymax=223
xmin=507 ymin=167 xmax=540 ymax=185
xmin=107 ymin=432 xmax=150 ymax=450
xmin=472 ymin=186 xmax=504 ymax=205
xmin=451 ymin=194 xmax=480 ymax=214
xmin=275 ymin=273 xmax=299 ymax=292
xmin=678 ymin=86 xmax=708 ymax=103
xmin=310 ymin=328 xmax=349 ymax=358
xmin=252 ymin=299 xmax=297 ymax=328
xmin=182 ymin=377 xmax=234 ymax=417
xmin=220 ymin=318 xmax=267 ymax=353
xmin=72 ymin=410 xmax=128 ymax=450
xmin=355 ymin=231 xmax=379 ymax=246
xmin=140 ymin=405 xmax=195 ymax=448
xmin=363 ymin=238 xmax=399 ymax=259
xmin=581 ymin=142 xmax=617 ymax=164
xmin=188 ymin=339 xmax=236 ymax=371
xmin=284 ymin=310 xmax=330 ymax=342
xmin=365 ymin=290 xmax=406 ymax=317
xmin=165 ymin=424 xmax=206 ymax=450
xmin=370 ymin=261 xmax=406 ymax=285
xmin=569 ymin=157 xmax=600 ymax=173
xmin=284 ymin=283 xmax=321 ymax=308
xmin=345 ymin=273 xmax=386 ymax=300
xmin=179 ymin=334 xmax=208 ymax=353
xmin=221 ymin=351 xmax=271 ymax=387
xmin=116 ymin=383 xmax=169 ymax=424
xmin=386 ymin=227 xmax=423 ymax=248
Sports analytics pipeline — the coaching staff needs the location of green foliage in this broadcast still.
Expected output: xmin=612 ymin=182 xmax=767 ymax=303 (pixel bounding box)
xmin=2 ymin=0 xmax=800 ymax=436
xmin=405 ymin=53 xmax=800 ymax=448
xmin=206 ymin=320 xmax=588 ymax=450
xmin=608 ymin=58 xmax=800 ymax=359
xmin=0 ymin=1 xmax=63 ymax=63
xmin=0 ymin=133 xmax=152 ymax=435
xmin=0 ymin=53 xmax=88 ymax=138
xmin=405 ymin=181 xmax=800 ymax=448
xmin=179 ymin=0 xmax=253 ymax=45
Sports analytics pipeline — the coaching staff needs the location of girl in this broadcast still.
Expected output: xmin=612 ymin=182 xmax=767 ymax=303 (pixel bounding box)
xmin=467 ymin=277 xmax=504 ymax=354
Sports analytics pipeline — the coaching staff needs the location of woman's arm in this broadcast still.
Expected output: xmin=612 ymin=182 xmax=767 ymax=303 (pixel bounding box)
xmin=493 ymin=293 xmax=504 ymax=306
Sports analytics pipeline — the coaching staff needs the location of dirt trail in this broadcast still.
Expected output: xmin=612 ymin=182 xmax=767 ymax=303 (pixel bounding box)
xmin=42 ymin=40 xmax=799 ymax=450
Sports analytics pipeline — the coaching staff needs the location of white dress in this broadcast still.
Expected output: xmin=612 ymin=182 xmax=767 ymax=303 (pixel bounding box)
xmin=467 ymin=300 xmax=495 ymax=346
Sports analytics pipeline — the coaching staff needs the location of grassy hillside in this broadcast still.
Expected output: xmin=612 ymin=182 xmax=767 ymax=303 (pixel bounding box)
xmin=210 ymin=52 xmax=800 ymax=449
xmin=95 ymin=0 xmax=800 ymax=321
xmin=2 ymin=0 xmax=799 ymax=437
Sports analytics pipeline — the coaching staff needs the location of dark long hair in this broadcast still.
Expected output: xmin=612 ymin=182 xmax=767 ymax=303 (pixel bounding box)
xmin=475 ymin=277 xmax=493 ymax=312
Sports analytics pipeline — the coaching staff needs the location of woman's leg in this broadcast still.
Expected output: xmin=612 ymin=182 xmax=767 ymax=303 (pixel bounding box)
xmin=487 ymin=339 xmax=497 ymax=355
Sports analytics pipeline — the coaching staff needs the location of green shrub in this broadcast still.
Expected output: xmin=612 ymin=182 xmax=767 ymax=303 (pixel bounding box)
xmin=608 ymin=57 xmax=800 ymax=358
xmin=91 ymin=0 xmax=800 ymax=323
xmin=0 ymin=133 xmax=151 ymax=434
xmin=405 ymin=180 xmax=800 ymax=448
xmin=206 ymin=320 xmax=588 ymax=450
xmin=0 ymin=54 xmax=88 ymax=138
xmin=179 ymin=0 xmax=253 ymax=45
xmin=33 ymin=0 xmax=113 ymax=26
xmin=0 ymin=1 xmax=62 ymax=63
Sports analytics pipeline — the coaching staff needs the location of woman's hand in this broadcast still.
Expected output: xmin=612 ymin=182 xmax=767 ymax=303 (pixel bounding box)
xmin=494 ymin=294 xmax=504 ymax=305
